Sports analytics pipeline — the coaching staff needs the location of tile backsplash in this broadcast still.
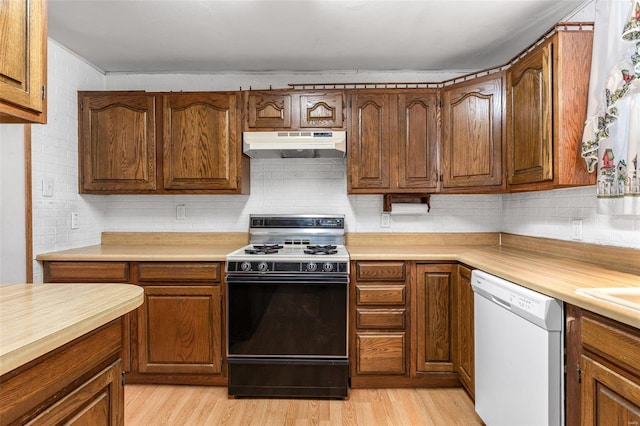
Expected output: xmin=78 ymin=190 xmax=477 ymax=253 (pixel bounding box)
xmin=28 ymin=38 xmax=640 ymax=283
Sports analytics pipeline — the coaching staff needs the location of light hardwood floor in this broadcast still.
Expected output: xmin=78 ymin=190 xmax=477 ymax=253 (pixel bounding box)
xmin=124 ymin=385 xmax=483 ymax=425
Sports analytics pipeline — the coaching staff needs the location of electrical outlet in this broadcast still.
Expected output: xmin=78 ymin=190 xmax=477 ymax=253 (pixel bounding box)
xmin=380 ymin=213 xmax=390 ymax=228
xmin=176 ymin=204 xmax=186 ymax=220
xmin=71 ymin=212 xmax=79 ymax=229
xmin=571 ymin=219 xmax=583 ymax=240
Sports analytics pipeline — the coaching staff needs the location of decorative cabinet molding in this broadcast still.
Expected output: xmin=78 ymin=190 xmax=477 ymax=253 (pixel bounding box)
xmin=442 ymin=74 xmax=504 ymax=191
xmin=0 ymin=0 xmax=47 ymax=123
xmin=245 ymin=90 xmax=345 ymax=130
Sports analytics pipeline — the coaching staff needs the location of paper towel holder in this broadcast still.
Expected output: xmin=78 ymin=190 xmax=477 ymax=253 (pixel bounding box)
xmin=383 ymin=193 xmax=431 ymax=213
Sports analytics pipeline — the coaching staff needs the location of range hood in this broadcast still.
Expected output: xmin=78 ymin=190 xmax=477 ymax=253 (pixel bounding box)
xmin=243 ymin=131 xmax=346 ymax=159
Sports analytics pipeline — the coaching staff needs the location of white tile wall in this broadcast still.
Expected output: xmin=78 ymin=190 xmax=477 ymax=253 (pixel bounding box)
xmin=503 ymin=186 xmax=640 ymax=249
xmin=29 ymin=28 xmax=639 ymax=283
xmin=30 ymin=41 xmax=107 ymax=282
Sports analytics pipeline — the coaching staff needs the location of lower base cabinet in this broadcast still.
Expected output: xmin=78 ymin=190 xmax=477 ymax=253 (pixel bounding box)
xmin=566 ymin=305 xmax=640 ymax=425
xmin=43 ymin=261 xmax=226 ymax=385
xmin=350 ymin=261 xmax=461 ymax=388
xmin=0 ymin=321 xmax=124 ymax=425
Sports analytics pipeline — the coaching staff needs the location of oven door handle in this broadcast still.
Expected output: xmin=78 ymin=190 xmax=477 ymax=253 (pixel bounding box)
xmin=226 ymin=275 xmax=348 ymax=285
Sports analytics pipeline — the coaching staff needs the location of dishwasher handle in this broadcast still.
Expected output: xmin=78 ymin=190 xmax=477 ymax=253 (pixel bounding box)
xmin=491 ymin=294 xmax=511 ymax=310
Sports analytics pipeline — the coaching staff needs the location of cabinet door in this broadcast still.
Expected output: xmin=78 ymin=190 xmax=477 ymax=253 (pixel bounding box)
xmin=299 ymin=92 xmax=344 ymax=128
xmin=581 ymin=355 xmax=640 ymax=425
xmin=247 ymin=92 xmax=291 ymax=128
xmin=137 ymin=285 xmax=222 ymax=375
xmin=26 ymin=360 xmax=124 ymax=426
xmin=79 ymin=93 xmax=157 ymax=192
xmin=442 ymin=74 xmax=503 ymax=189
xmin=506 ymin=42 xmax=553 ymax=185
xmin=348 ymin=92 xmax=394 ymax=191
xmin=457 ymin=265 xmax=474 ymax=396
xmin=0 ymin=0 xmax=46 ymax=123
xmin=163 ymin=93 xmax=239 ymax=190
xmin=397 ymin=92 xmax=439 ymax=190
xmin=414 ymin=264 xmax=457 ymax=373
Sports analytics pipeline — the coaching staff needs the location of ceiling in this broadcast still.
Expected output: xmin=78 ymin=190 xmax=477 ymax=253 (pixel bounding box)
xmin=47 ymin=0 xmax=587 ymax=74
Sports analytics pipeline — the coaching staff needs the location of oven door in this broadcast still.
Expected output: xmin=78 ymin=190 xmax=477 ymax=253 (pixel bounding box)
xmin=226 ymin=274 xmax=348 ymax=358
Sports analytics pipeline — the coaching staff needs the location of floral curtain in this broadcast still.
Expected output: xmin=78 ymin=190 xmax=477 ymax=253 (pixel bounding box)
xmin=581 ymin=0 xmax=640 ymax=216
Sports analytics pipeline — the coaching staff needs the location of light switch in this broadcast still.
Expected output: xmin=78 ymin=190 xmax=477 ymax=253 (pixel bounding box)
xmin=71 ymin=212 xmax=79 ymax=229
xmin=176 ymin=204 xmax=186 ymax=220
xmin=43 ymin=177 xmax=54 ymax=197
xmin=380 ymin=213 xmax=390 ymax=227
xmin=571 ymin=219 xmax=583 ymax=240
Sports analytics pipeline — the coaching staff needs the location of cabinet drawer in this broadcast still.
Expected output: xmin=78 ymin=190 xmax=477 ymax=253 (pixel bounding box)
xmin=581 ymin=313 xmax=640 ymax=374
xmin=356 ymin=332 xmax=406 ymax=375
xmin=356 ymin=285 xmax=406 ymax=305
xmin=44 ymin=262 xmax=129 ymax=283
xmin=137 ymin=262 xmax=221 ymax=283
xmin=356 ymin=309 xmax=405 ymax=330
xmin=356 ymin=261 xmax=405 ymax=282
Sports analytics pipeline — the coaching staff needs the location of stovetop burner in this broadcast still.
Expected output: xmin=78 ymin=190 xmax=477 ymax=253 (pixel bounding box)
xmin=244 ymin=244 xmax=284 ymax=255
xmin=304 ymin=245 xmax=338 ymax=255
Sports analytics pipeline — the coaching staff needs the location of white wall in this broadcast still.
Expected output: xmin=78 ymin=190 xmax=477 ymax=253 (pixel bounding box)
xmin=0 ymin=125 xmax=27 ymax=283
xmin=30 ymin=40 xmax=107 ymax=282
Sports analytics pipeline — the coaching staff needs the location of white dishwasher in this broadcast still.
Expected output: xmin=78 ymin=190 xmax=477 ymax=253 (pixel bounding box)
xmin=472 ymin=270 xmax=564 ymax=426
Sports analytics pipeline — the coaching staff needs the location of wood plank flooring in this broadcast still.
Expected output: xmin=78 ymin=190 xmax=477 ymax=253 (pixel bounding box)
xmin=124 ymin=385 xmax=483 ymax=425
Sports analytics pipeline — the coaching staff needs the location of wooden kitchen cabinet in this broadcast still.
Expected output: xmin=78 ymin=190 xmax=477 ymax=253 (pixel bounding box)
xmin=134 ymin=262 xmax=224 ymax=380
xmin=442 ymin=73 xmax=504 ymax=192
xmin=163 ymin=93 xmax=242 ymax=191
xmin=506 ymin=29 xmax=595 ymax=191
xmin=351 ymin=261 xmax=408 ymax=384
xmin=0 ymin=320 xmax=124 ymax=425
xmin=456 ymin=264 xmax=474 ymax=397
xmin=245 ymin=90 xmax=344 ymax=130
xmin=0 ymin=0 xmax=47 ymax=124
xmin=414 ymin=263 xmax=457 ymax=374
xmin=566 ymin=305 xmax=640 ymax=426
xmin=42 ymin=260 xmax=227 ymax=385
xmin=347 ymin=90 xmax=438 ymax=193
xmin=78 ymin=91 xmax=249 ymax=194
xmin=78 ymin=92 xmax=157 ymax=193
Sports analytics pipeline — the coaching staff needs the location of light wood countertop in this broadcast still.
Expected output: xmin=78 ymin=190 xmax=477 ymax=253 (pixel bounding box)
xmin=35 ymin=232 xmax=639 ymax=330
xmin=0 ymin=283 xmax=143 ymax=375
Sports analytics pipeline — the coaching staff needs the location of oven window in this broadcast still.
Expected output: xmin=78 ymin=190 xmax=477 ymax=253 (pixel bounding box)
xmin=227 ymin=282 xmax=347 ymax=357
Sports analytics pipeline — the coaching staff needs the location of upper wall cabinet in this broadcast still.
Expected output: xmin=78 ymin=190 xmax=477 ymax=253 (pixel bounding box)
xmin=245 ymin=90 xmax=345 ymax=130
xmin=506 ymin=29 xmax=595 ymax=191
xmin=163 ymin=93 xmax=242 ymax=191
xmin=79 ymin=91 xmax=249 ymax=194
xmin=79 ymin=92 xmax=157 ymax=193
xmin=442 ymin=73 xmax=504 ymax=192
xmin=348 ymin=90 xmax=438 ymax=193
xmin=0 ymin=0 xmax=47 ymax=123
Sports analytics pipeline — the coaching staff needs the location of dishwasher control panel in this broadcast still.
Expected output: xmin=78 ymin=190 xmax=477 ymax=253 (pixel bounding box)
xmin=471 ymin=269 xmax=563 ymax=330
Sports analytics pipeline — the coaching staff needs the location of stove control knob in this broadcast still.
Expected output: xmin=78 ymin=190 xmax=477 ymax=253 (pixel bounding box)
xmin=257 ymin=261 xmax=269 ymax=272
xmin=306 ymin=262 xmax=317 ymax=272
xmin=322 ymin=262 xmax=334 ymax=272
xmin=240 ymin=261 xmax=252 ymax=271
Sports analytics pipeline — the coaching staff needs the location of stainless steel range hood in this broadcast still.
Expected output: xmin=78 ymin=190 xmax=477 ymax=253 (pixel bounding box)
xmin=242 ymin=131 xmax=346 ymax=159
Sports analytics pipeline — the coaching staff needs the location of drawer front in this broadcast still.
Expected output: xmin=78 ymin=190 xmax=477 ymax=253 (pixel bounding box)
xmin=581 ymin=314 xmax=640 ymax=374
xmin=356 ymin=332 xmax=406 ymax=375
xmin=137 ymin=262 xmax=221 ymax=283
xmin=356 ymin=285 xmax=406 ymax=306
xmin=356 ymin=261 xmax=406 ymax=282
xmin=44 ymin=262 xmax=129 ymax=283
xmin=356 ymin=309 xmax=405 ymax=330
